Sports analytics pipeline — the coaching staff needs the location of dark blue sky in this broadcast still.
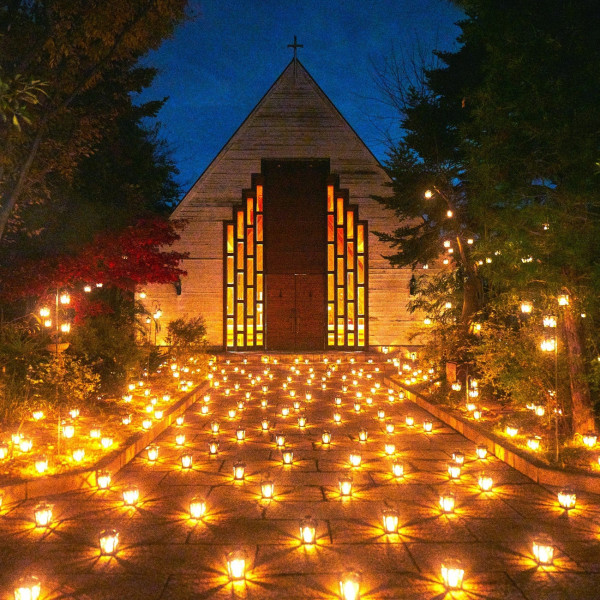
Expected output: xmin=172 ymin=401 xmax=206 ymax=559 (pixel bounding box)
xmin=137 ymin=0 xmax=463 ymax=193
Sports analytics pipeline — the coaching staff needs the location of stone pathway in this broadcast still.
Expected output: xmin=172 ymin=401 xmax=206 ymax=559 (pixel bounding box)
xmin=1 ymin=355 xmax=600 ymax=599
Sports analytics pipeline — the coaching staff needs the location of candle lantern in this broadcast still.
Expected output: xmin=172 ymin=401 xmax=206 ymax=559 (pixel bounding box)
xmin=385 ymin=421 xmax=395 ymax=434
xmin=142 ymin=418 xmax=152 ymax=430
xmin=300 ymin=515 xmax=317 ymax=544
xmin=441 ymin=561 xmax=464 ymax=589
xmin=298 ymin=415 xmax=307 ymax=428
xmin=333 ymin=411 xmax=342 ymax=423
xmin=34 ymin=455 xmax=48 ymax=474
xmin=72 ymin=448 xmax=85 ymax=462
xmin=365 ymin=396 xmax=373 ymax=405
xmin=533 ymin=537 xmax=555 ymax=565
xmin=382 ymin=508 xmax=399 ymax=533
xmin=153 ymin=409 xmax=163 ymax=420
xmin=260 ymin=398 xmax=268 ymax=408
xmin=358 ymin=429 xmax=368 ymax=442
xmin=34 ymin=502 xmax=53 ymax=527
xmin=281 ymin=405 xmax=290 ymax=417
xmin=439 ymin=492 xmax=455 ymax=513
xmin=476 ymin=445 xmax=488 ymax=460
xmin=349 ymin=452 xmax=362 ymax=467
xmin=505 ymin=424 xmax=519 ymax=437
xmin=535 ymin=405 xmax=545 ymax=417
xmin=423 ymin=420 xmax=433 ymax=433
xmin=322 ymin=431 xmax=332 ymax=445
xmin=31 ymin=410 xmax=44 ymax=421
xmin=377 ymin=409 xmax=386 ymax=420
xmin=557 ymin=488 xmax=576 ymax=510
xmin=147 ymin=445 xmax=159 ymax=461
xmin=261 ymin=419 xmax=270 ymax=431
xmin=339 ymin=474 xmax=353 ymax=496
xmin=122 ymin=414 xmax=131 ymax=425
xmin=478 ymin=473 xmax=493 ymax=492
xmin=275 ymin=433 xmax=285 ymax=447
xmin=100 ymin=436 xmax=113 ymax=449
xmin=282 ymin=449 xmax=294 ymax=465
xmin=62 ymin=421 xmax=75 ymax=439
xmin=208 ymin=439 xmax=219 ymax=455
xmin=353 ymin=402 xmax=361 ymax=413
xmin=122 ymin=485 xmax=139 ymax=505
xmin=473 ymin=409 xmax=482 ymax=420
xmin=189 ymin=496 xmax=207 ymax=519
xmin=13 ymin=575 xmax=41 ymax=600
xmin=261 ymin=480 xmax=274 ymax=499
xmin=228 ymin=408 xmax=237 ymax=418
xmin=339 ymin=572 xmax=361 ymax=600
xmin=334 ymin=397 xmax=342 ymax=406
xmin=227 ymin=550 xmax=247 ymax=580
xmin=392 ymin=461 xmax=404 ymax=478
xmin=181 ymin=452 xmax=193 ymax=469
xmin=176 ymin=433 xmax=186 ymax=446
xmin=99 ymin=529 xmax=119 ymax=555
xmin=96 ymin=470 xmax=111 ymax=489
xmin=384 ymin=442 xmax=396 ymax=456
xmin=447 ymin=463 xmax=461 ymax=479
xmin=452 ymin=451 xmax=465 ymax=465
xmin=237 ymin=400 xmax=245 ymax=411
xmin=236 ymin=429 xmax=246 ymax=441
xmin=233 ymin=460 xmax=246 ymax=480
xmin=19 ymin=437 xmax=33 ymax=453
xmin=405 ymin=415 xmax=415 ymax=427
xmin=211 ymin=421 xmax=220 ymax=434
xmin=582 ymin=432 xmax=598 ymax=448
xmin=527 ymin=436 xmax=542 ymax=451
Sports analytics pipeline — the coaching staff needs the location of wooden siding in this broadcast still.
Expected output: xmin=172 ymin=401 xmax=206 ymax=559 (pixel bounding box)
xmin=145 ymin=60 xmax=417 ymax=348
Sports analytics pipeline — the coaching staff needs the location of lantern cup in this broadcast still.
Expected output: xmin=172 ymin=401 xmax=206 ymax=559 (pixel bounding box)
xmin=261 ymin=480 xmax=274 ymax=499
xmin=339 ymin=475 xmax=353 ymax=496
xmin=405 ymin=415 xmax=415 ymax=427
xmin=176 ymin=433 xmax=186 ymax=446
xmin=99 ymin=529 xmax=119 ymax=555
xmin=189 ymin=497 xmax=207 ymax=519
xmin=322 ymin=431 xmax=332 ymax=445
xmin=557 ymin=489 xmax=576 ymax=510
xmin=13 ymin=575 xmax=41 ymax=600
xmin=208 ymin=439 xmax=219 ymax=455
xmin=122 ymin=485 xmax=139 ymax=506
xmin=533 ymin=537 xmax=555 ymax=565
xmin=349 ymin=452 xmax=362 ymax=467
xmin=439 ymin=492 xmax=456 ymax=513
xmin=300 ymin=515 xmax=317 ymax=544
xmin=441 ymin=561 xmax=464 ymax=589
xmin=275 ymin=433 xmax=285 ymax=447
xmin=34 ymin=502 xmax=53 ymax=527
xmin=392 ymin=461 xmax=404 ymax=478
xmin=447 ymin=463 xmax=461 ymax=479
xmin=96 ymin=470 xmax=111 ymax=489
xmin=358 ymin=429 xmax=368 ymax=442
xmin=452 ymin=451 xmax=465 ymax=465
xmin=236 ymin=429 xmax=246 ymax=441
xmin=282 ymin=450 xmax=294 ymax=465
xmin=339 ymin=571 xmax=361 ymax=600
xmin=298 ymin=415 xmax=307 ymax=428
xmin=476 ymin=445 xmax=488 ymax=460
xmin=233 ymin=460 xmax=246 ymax=480
xmin=423 ymin=420 xmax=433 ymax=433
xmin=478 ymin=473 xmax=493 ymax=492
xmin=384 ymin=442 xmax=396 ymax=456
xmin=181 ymin=452 xmax=193 ymax=469
xmin=227 ymin=550 xmax=247 ymax=580
xmin=382 ymin=508 xmax=399 ymax=533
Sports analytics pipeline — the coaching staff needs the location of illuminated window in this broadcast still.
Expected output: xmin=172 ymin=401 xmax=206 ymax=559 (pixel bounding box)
xmin=326 ymin=176 xmax=368 ymax=348
xmin=224 ymin=178 xmax=265 ymax=349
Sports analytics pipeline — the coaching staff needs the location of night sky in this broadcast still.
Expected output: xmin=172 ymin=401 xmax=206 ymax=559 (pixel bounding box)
xmin=136 ymin=0 xmax=463 ymax=193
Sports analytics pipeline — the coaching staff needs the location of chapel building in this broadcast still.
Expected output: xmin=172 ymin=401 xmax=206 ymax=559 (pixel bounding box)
xmin=144 ymin=58 xmax=417 ymax=352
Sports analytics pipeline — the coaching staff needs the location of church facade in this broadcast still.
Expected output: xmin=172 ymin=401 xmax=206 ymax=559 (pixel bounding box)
xmin=144 ymin=59 xmax=417 ymax=352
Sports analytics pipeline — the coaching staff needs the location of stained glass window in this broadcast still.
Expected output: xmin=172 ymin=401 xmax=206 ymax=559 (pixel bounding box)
xmin=224 ymin=176 xmax=264 ymax=349
xmin=326 ymin=179 xmax=368 ymax=348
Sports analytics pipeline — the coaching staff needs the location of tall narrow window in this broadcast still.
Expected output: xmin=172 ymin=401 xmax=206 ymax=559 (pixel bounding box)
xmin=326 ymin=178 xmax=368 ymax=348
xmin=224 ymin=175 xmax=265 ymax=349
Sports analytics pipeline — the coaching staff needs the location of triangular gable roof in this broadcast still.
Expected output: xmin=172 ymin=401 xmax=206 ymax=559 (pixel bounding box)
xmin=173 ymin=59 xmax=389 ymax=217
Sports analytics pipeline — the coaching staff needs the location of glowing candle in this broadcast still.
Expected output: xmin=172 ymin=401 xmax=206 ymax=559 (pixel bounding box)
xmin=339 ymin=475 xmax=353 ymax=496
xmin=527 ymin=436 xmax=541 ymax=451
xmin=385 ymin=421 xmax=395 ymax=434
xmin=439 ymin=492 xmax=455 ymax=513
xmin=211 ymin=421 xmax=220 ymax=434
xmin=96 ymin=470 xmax=111 ymax=489
xmin=358 ymin=429 xmax=368 ymax=442
xmin=208 ymin=439 xmax=219 ymax=455
xmin=476 ymin=445 xmax=488 ymax=459
xmin=423 ymin=420 xmax=433 ymax=433
xmin=392 ymin=461 xmax=404 ymax=478
xmin=233 ymin=460 xmax=246 ymax=480
xmin=181 ymin=452 xmax=193 ymax=469
xmin=447 ymin=463 xmax=461 ymax=479
xmin=13 ymin=575 xmax=41 ymax=600
xmin=34 ymin=456 xmax=48 ymax=474
xmin=441 ymin=561 xmax=464 ymax=589
xmin=99 ymin=529 xmax=119 ymax=555
xmin=122 ymin=485 xmax=139 ymax=505
xmin=189 ymin=497 xmax=207 ymax=519
xmin=261 ymin=480 xmax=274 ymax=499
xmin=33 ymin=502 xmax=52 ymax=527
xmin=300 ymin=515 xmax=317 ymax=544
xmin=349 ymin=452 xmax=362 ymax=467
xmin=478 ymin=473 xmax=493 ymax=492
xmin=72 ymin=448 xmax=85 ymax=462
xmin=147 ymin=445 xmax=159 ymax=461
xmin=452 ymin=451 xmax=465 ymax=465
xmin=533 ymin=537 xmax=554 ymax=565
xmin=322 ymin=430 xmax=332 ymax=445
xmin=557 ymin=489 xmax=576 ymax=510
xmin=282 ymin=449 xmax=294 ymax=465
xmin=298 ymin=415 xmax=307 ymax=428
xmin=275 ymin=433 xmax=285 ymax=447
xmin=382 ymin=508 xmax=399 ymax=533
xmin=236 ymin=429 xmax=246 ymax=441
xmin=405 ymin=415 xmax=414 ymax=427
xmin=339 ymin=572 xmax=361 ymax=600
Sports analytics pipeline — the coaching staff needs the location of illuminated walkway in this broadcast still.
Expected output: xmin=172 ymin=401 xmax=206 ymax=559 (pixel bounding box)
xmin=2 ymin=355 xmax=600 ymax=599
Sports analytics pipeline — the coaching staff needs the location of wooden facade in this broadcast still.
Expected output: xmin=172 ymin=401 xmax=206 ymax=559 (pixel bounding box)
xmin=144 ymin=59 xmax=417 ymax=350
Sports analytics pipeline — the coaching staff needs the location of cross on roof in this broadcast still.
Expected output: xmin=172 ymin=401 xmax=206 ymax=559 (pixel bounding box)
xmin=288 ymin=35 xmax=303 ymax=61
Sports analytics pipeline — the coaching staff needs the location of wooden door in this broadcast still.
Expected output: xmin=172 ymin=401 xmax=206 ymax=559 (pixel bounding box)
xmin=266 ymin=273 xmax=325 ymax=351
xmin=263 ymin=160 xmax=327 ymax=351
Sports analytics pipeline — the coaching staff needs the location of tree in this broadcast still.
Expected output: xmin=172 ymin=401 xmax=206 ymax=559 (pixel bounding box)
xmin=0 ymin=0 xmax=188 ymax=243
